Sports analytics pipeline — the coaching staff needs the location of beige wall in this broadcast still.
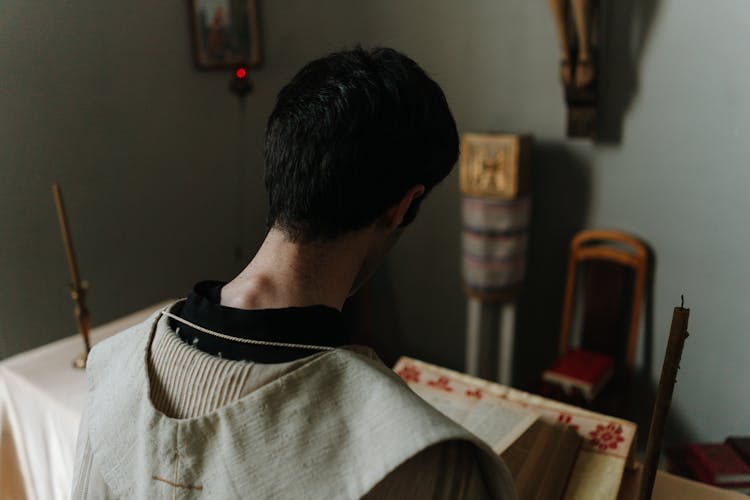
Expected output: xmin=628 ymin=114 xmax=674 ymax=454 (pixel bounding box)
xmin=2 ymin=0 xmax=749 ymax=442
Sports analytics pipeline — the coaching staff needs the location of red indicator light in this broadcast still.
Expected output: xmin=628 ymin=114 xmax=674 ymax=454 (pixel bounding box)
xmin=235 ymin=68 xmax=247 ymax=79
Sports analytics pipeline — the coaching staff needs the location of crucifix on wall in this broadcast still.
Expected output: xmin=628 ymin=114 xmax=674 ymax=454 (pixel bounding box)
xmin=548 ymin=0 xmax=601 ymax=139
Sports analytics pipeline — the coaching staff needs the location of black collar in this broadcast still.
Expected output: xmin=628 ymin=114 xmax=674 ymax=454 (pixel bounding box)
xmin=171 ymin=281 xmax=350 ymax=363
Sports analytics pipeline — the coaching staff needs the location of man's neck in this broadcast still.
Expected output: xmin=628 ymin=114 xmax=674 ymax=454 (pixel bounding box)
xmin=220 ymin=228 xmax=371 ymax=312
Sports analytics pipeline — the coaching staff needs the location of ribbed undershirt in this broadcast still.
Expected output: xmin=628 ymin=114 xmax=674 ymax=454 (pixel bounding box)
xmin=148 ymin=325 xmax=314 ymax=419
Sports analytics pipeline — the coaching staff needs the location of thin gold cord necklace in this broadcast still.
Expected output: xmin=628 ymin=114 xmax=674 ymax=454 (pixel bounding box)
xmin=159 ymin=302 xmax=336 ymax=352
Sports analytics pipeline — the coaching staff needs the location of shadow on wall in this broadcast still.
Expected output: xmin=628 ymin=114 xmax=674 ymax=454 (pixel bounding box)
xmin=626 ymin=249 xmax=698 ymax=448
xmin=597 ymin=0 xmax=662 ymax=143
xmin=514 ymin=141 xmax=591 ymax=391
xmin=343 ymin=263 xmax=404 ymax=367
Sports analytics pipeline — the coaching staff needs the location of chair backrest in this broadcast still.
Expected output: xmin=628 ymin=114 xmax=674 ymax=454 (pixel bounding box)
xmin=558 ymin=229 xmax=648 ymax=371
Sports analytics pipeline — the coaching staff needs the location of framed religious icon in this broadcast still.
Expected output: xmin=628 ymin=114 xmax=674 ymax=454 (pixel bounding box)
xmin=459 ymin=133 xmax=532 ymax=200
xmin=189 ymin=0 xmax=261 ymax=69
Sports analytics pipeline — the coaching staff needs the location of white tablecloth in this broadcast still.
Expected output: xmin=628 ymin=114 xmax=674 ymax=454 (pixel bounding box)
xmin=0 ymin=301 xmax=173 ymax=500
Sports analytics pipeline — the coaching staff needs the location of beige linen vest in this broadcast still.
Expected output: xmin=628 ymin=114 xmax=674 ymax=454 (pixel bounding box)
xmin=72 ymin=306 xmax=515 ymax=498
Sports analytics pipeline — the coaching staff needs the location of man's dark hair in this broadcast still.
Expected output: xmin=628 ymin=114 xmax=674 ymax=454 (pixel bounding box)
xmin=264 ymin=47 xmax=459 ymax=242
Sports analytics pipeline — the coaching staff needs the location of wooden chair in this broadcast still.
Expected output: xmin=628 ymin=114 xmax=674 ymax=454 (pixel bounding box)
xmin=542 ymin=229 xmax=648 ymax=403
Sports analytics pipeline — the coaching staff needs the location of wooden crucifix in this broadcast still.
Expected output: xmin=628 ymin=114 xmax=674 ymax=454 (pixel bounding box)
xmin=548 ymin=0 xmax=601 ymax=138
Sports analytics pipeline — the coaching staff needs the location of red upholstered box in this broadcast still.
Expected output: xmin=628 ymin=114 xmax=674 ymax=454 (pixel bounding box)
xmin=542 ymin=349 xmax=615 ymax=401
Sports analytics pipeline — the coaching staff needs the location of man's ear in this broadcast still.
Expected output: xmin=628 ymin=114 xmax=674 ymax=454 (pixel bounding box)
xmin=384 ymin=185 xmax=425 ymax=230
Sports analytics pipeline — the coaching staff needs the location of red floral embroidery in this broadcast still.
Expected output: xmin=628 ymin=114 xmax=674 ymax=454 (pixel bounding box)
xmin=465 ymin=388 xmax=482 ymax=399
xmin=427 ymin=376 xmax=454 ymax=392
xmin=557 ymin=412 xmax=580 ymax=432
xmin=589 ymin=423 xmax=625 ymax=451
xmin=397 ymin=365 xmax=421 ymax=383
xmin=558 ymin=413 xmax=573 ymax=424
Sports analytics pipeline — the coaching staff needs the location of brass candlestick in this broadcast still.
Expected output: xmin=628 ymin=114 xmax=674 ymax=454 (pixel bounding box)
xmin=52 ymin=183 xmax=91 ymax=368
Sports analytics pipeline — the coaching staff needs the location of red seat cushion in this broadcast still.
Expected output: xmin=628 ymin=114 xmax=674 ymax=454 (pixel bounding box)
xmin=542 ymin=349 xmax=615 ymax=401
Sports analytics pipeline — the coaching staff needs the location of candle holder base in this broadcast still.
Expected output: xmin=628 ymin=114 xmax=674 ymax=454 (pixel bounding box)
xmin=72 ymin=352 xmax=88 ymax=369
